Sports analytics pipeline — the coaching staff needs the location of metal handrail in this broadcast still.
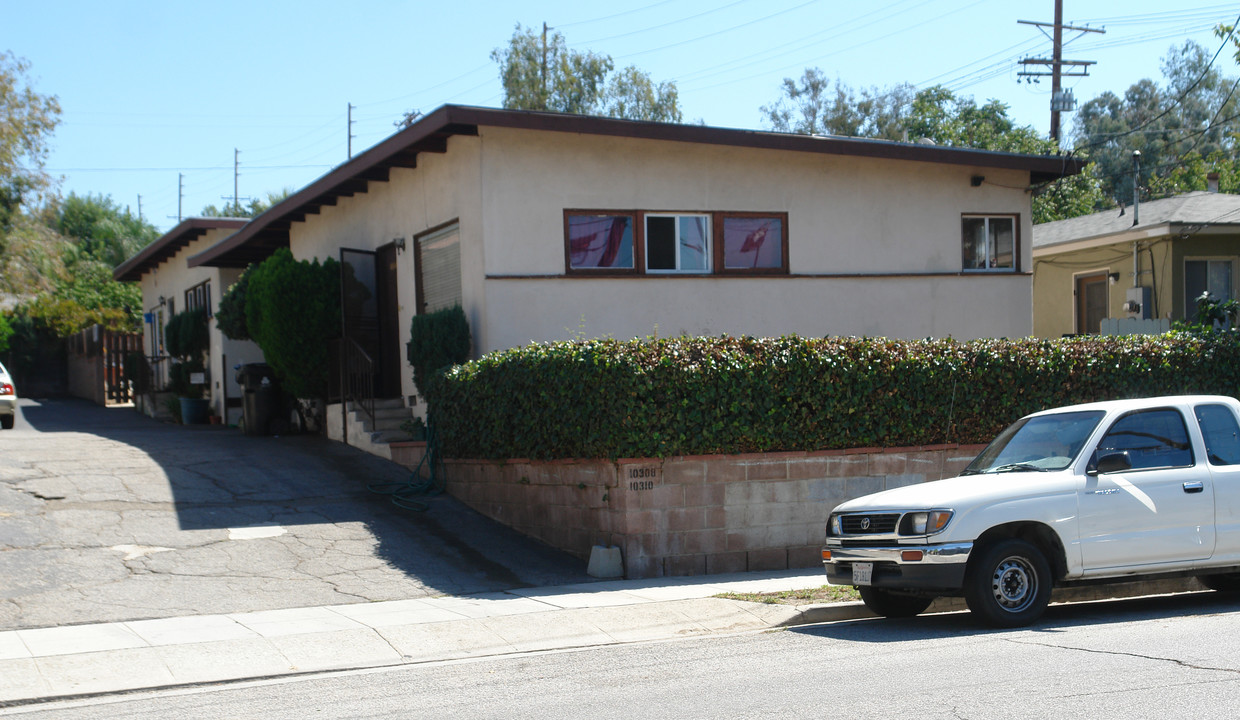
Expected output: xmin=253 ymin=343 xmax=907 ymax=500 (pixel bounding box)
xmin=341 ymin=335 xmax=376 ymax=426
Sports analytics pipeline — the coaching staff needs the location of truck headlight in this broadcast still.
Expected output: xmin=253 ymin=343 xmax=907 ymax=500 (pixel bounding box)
xmin=902 ymin=510 xmax=953 ymax=536
xmin=828 ymin=514 xmax=842 ymax=536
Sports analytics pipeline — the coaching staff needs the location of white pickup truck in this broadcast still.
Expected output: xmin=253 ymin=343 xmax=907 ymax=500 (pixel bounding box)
xmin=823 ymin=395 xmax=1240 ymax=627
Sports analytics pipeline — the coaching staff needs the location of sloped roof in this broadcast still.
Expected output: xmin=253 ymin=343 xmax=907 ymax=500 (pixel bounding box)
xmin=1034 ymin=191 xmax=1240 ymax=251
xmin=189 ymin=104 xmax=1085 ymax=269
xmin=113 ymin=217 xmax=248 ymax=282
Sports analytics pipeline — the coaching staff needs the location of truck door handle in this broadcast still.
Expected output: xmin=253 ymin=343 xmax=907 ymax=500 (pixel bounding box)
xmin=1183 ymin=481 xmax=1205 ymax=494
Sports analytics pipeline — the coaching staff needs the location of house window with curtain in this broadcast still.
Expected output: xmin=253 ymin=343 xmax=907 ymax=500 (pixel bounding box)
xmin=1185 ymin=258 xmax=1234 ymax=321
xmin=718 ymin=213 xmax=786 ymax=273
xmin=962 ymin=215 xmax=1017 ymax=271
xmin=566 ymin=213 xmax=636 ymax=271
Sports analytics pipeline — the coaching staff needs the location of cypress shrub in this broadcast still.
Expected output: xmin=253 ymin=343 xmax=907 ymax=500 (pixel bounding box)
xmin=407 ymin=305 xmax=471 ymax=396
xmin=245 ymin=248 xmax=340 ymax=400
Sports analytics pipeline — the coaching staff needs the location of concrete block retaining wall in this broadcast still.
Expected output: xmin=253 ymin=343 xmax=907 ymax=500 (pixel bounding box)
xmin=391 ymin=442 xmax=985 ymax=579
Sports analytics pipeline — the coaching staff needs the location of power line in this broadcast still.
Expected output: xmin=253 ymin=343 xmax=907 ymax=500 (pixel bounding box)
xmin=556 ymin=0 xmax=682 ymax=29
xmin=574 ymin=0 xmax=755 ymax=46
xmin=1070 ymin=11 xmax=1240 ymax=156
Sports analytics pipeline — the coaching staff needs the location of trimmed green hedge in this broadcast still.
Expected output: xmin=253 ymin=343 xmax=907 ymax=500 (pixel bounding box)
xmin=407 ymin=305 xmax=471 ymax=395
xmin=426 ymin=333 xmax=1240 ymax=460
xmin=245 ymin=248 xmax=341 ymax=400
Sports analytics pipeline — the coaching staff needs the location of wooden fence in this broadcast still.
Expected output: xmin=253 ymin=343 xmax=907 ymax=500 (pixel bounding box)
xmin=66 ymin=325 xmax=143 ymax=406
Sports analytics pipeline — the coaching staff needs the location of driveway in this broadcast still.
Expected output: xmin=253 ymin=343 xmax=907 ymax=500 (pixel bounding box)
xmin=0 ymin=397 xmax=591 ymax=631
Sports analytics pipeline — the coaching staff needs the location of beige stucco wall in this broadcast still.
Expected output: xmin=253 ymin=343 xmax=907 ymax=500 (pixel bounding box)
xmin=1031 ymin=232 xmax=1240 ymax=338
xmin=285 ymin=125 xmax=1041 ymax=404
xmin=474 ymin=127 xmax=1035 ymax=348
xmin=1032 ymin=243 xmax=1146 ymax=338
xmin=137 ymin=228 xmax=264 ymax=420
xmin=289 ymin=141 xmax=482 ymax=400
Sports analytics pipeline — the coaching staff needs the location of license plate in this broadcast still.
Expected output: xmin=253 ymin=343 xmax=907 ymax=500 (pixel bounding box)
xmin=852 ymin=562 xmax=873 ymax=586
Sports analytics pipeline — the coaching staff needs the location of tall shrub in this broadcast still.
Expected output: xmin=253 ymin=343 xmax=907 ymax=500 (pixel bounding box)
xmin=407 ymin=305 xmax=471 ymax=396
xmin=215 ymin=264 xmax=252 ymax=341
xmin=0 ymin=313 xmax=12 ymax=354
xmin=163 ymin=309 xmax=208 ymax=398
xmin=245 ymin=248 xmax=340 ymax=400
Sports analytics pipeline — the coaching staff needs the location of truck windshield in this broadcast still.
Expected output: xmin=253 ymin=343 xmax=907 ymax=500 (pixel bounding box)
xmin=962 ymin=410 xmax=1106 ymax=475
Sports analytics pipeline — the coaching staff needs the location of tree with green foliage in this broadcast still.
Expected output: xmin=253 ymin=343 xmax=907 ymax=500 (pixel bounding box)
xmin=244 ymin=248 xmax=340 ymax=402
xmin=761 ymin=69 xmax=914 ymax=138
xmin=0 ymin=312 xmax=13 ymax=354
xmin=55 ymin=192 xmax=159 ymax=267
xmin=763 ymin=76 xmax=1056 ymax=152
xmin=0 ymin=51 xmax=60 ymax=229
xmin=200 ymin=188 xmax=293 ymax=219
xmin=1072 ymin=40 xmax=1239 ymax=204
xmin=903 ymin=87 xmax=1055 ymax=154
xmin=762 ymin=74 xmax=1098 ymax=221
xmin=492 ymin=25 xmax=682 ymax=122
xmin=1147 ymin=150 xmax=1240 ymax=197
xmin=215 ymin=264 xmax=253 ymax=341
xmin=0 ymin=216 xmax=65 ymax=295
xmin=1033 ymin=161 xmax=1112 ymax=224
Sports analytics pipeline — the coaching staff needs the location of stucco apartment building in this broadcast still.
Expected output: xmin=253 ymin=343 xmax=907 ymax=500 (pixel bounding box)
xmin=114 ymin=217 xmax=265 ymax=424
xmin=175 ymin=105 xmax=1080 ymax=446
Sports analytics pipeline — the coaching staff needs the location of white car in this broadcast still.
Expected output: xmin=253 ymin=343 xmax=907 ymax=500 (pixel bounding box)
xmin=0 ymin=361 xmax=15 ymax=430
xmin=823 ymin=395 xmax=1240 ymax=627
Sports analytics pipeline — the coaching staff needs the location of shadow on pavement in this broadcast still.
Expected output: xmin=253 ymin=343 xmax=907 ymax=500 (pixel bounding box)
xmin=12 ymin=397 xmax=592 ymax=595
xmin=791 ymin=590 xmax=1240 ymax=642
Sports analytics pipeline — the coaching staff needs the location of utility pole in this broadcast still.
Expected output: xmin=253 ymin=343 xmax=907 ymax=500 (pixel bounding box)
xmin=541 ymin=22 xmax=551 ymax=109
xmin=348 ymin=103 xmax=356 ymax=159
xmin=222 ymin=150 xmax=251 ymax=214
xmin=1017 ymin=0 xmax=1104 ymax=144
xmin=169 ymin=174 xmax=184 ymax=223
xmin=136 ymin=194 xmax=143 ymax=221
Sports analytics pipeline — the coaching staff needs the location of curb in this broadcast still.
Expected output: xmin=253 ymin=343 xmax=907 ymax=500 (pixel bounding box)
xmin=775 ymin=577 xmax=1208 ymax=627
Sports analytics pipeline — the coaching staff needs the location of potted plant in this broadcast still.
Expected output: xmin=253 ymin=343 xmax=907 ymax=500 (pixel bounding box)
xmin=164 ymin=309 xmax=210 ymax=424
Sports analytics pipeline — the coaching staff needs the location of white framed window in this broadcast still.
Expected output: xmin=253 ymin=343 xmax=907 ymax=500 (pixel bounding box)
xmin=1184 ymin=258 xmax=1234 ymax=321
xmin=962 ymin=215 xmax=1017 ymax=272
xmin=645 ymin=213 xmax=711 ymax=273
xmin=184 ymin=279 xmax=212 ymax=317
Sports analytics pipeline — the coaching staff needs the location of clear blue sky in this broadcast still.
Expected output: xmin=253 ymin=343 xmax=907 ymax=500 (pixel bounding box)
xmin=5 ymin=0 xmax=1237 ymax=234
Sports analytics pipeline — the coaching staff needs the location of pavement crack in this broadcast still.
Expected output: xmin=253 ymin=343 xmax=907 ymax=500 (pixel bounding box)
xmin=1009 ymin=638 xmax=1240 ymax=675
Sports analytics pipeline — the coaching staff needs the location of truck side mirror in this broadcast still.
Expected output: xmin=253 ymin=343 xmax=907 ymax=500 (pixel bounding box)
xmin=1090 ymin=451 xmax=1132 ymax=475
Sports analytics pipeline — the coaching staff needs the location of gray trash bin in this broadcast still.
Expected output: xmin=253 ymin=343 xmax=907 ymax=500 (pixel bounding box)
xmin=236 ymin=363 xmax=280 ymax=436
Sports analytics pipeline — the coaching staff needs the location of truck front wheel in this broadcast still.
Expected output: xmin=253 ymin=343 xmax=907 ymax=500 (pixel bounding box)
xmin=858 ymin=586 xmax=934 ymax=618
xmin=964 ymin=538 xmax=1052 ymax=628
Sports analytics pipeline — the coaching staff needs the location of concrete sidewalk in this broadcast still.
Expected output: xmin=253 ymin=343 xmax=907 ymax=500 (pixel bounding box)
xmin=0 ymin=569 xmax=863 ymax=707
xmin=0 ymin=567 xmax=1212 ymax=708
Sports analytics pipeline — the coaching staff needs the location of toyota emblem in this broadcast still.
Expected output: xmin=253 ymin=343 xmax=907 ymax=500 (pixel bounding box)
xmin=860 ymin=517 xmax=871 ymax=531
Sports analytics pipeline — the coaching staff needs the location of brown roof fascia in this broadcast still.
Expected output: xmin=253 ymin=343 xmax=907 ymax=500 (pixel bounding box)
xmin=187 ymin=108 xmax=476 ymax=268
xmin=438 ymin=106 xmax=1084 ymax=182
xmin=188 ymin=105 xmax=1083 ymax=269
xmin=113 ymin=217 xmax=248 ymax=282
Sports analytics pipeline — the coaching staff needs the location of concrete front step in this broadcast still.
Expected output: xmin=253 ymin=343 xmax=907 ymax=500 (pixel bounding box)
xmin=346 ymin=397 xmax=416 ymax=442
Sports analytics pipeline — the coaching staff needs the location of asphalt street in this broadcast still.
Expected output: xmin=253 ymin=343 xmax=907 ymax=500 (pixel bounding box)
xmin=0 ymin=397 xmax=593 ymax=631
xmin=13 ymin=590 xmax=1240 ymax=719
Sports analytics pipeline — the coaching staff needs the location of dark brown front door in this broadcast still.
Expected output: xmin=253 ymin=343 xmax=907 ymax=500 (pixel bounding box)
xmin=1076 ymin=273 xmax=1108 ymax=335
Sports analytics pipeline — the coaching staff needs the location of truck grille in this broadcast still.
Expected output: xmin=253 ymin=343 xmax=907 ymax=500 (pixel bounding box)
xmin=839 ymin=513 xmax=900 ymax=534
